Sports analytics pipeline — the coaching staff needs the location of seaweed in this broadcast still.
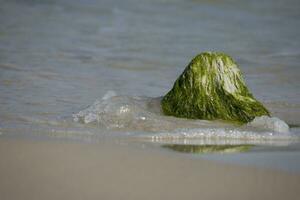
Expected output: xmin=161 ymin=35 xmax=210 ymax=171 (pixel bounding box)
xmin=161 ymin=52 xmax=270 ymax=123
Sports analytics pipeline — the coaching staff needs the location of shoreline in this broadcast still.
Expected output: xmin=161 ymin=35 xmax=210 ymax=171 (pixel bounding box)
xmin=0 ymin=137 xmax=300 ymax=200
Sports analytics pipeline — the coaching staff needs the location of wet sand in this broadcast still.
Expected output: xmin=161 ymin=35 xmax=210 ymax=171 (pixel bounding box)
xmin=0 ymin=138 xmax=299 ymax=200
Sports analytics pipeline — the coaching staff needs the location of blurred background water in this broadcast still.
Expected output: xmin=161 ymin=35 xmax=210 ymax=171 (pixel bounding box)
xmin=0 ymin=0 xmax=300 ymax=146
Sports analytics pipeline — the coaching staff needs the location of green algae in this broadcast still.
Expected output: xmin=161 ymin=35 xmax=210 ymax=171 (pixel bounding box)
xmin=162 ymin=144 xmax=253 ymax=154
xmin=161 ymin=52 xmax=270 ymax=123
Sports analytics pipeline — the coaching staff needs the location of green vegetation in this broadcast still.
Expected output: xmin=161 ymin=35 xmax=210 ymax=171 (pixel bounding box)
xmin=161 ymin=52 xmax=270 ymax=123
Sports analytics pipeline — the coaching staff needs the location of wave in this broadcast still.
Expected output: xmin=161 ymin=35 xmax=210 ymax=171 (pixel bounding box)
xmin=73 ymin=91 xmax=296 ymax=142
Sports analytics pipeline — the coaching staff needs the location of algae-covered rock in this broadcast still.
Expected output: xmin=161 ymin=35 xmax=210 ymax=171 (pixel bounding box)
xmin=161 ymin=52 xmax=270 ymax=123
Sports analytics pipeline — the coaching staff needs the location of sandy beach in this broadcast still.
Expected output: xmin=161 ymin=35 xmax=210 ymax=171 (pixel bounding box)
xmin=1 ymin=0 xmax=300 ymax=199
xmin=0 ymin=138 xmax=299 ymax=200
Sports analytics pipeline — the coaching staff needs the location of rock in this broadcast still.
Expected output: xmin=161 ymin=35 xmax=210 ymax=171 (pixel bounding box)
xmin=161 ymin=52 xmax=270 ymax=123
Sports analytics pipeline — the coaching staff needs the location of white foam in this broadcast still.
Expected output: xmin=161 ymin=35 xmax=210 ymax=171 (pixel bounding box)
xmin=73 ymin=92 xmax=295 ymax=141
xmin=102 ymin=90 xmax=117 ymax=100
xmin=247 ymin=116 xmax=290 ymax=134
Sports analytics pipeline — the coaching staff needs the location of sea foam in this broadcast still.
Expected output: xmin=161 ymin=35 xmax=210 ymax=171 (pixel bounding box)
xmin=73 ymin=91 xmax=294 ymax=141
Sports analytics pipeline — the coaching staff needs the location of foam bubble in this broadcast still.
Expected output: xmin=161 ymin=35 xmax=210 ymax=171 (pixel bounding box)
xmin=102 ymin=90 xmax=117 ymax=100
xmin=73 ymin=91 xmax=295 ymax=141
xmin=247 ymin=116 xmax=289 ymax=133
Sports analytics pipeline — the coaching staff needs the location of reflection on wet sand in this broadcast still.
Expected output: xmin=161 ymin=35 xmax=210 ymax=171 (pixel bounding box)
xmin=163 ymin=144 xmax=254 ymax=154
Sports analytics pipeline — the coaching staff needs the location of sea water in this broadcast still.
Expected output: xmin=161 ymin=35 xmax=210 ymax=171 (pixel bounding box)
xmin=0 ymin=0 xmax=300 ymax=172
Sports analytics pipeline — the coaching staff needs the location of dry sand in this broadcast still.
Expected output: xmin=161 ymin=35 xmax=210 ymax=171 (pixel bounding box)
xmin=0 ymin=138 xmax=299 ymax=200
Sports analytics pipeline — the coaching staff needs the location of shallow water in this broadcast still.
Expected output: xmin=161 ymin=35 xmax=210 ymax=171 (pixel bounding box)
xmin=1 ymin=0 xmax=300 ymax=171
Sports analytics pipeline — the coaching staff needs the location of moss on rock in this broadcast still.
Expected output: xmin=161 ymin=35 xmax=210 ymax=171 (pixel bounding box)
xmin=161 ymin=52 xmax=270 ymax=123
